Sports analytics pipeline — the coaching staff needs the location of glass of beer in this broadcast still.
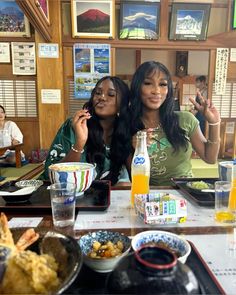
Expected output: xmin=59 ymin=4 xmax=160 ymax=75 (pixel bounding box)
xmin=215 ymin=181 xmax=235 ymax=223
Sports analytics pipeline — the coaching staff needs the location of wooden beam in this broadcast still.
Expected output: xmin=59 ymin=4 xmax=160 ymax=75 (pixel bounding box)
xmin=16 ymin=0 xmax=51 ymax=42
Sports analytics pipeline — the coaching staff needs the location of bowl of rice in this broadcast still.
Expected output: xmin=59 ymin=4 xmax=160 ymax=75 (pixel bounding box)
xmin=48 ymin=162 xmax=96 ymax=196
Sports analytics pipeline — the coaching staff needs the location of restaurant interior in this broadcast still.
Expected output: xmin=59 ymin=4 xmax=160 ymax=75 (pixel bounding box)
xmin=0 ymin=0 xmax=236 ymax=294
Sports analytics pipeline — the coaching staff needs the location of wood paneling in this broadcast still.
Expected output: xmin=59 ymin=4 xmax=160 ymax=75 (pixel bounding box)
xmin=228 ymin=62 xmax=236 ymax=80
xmin=36 ymin=0 xmax=65 ymax=150
xmin=16 ymin=0 xmax=51 ymax=42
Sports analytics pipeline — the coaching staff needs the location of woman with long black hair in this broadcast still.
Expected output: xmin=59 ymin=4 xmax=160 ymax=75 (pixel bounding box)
xmin=130 ymin=61 xmax=220 ymax=186
xmin=44 ymin=76 xmax=132 ymax=185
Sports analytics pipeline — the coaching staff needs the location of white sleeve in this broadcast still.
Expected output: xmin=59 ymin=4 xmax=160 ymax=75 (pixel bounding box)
xmin=7 ymin=121 xmax=23 ymax=143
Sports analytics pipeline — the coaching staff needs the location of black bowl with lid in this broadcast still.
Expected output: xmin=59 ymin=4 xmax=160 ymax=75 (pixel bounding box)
xmin=106 ymin=245 xmax=200 ymax=294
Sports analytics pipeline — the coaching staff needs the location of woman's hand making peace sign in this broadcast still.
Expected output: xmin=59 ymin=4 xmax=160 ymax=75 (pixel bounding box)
xmin=189 ymin=91 xmax=221 ymax=125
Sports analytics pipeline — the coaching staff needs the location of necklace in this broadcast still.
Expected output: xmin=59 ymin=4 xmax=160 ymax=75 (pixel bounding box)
xmin=145 ymin=123 xmax=162 ymax=132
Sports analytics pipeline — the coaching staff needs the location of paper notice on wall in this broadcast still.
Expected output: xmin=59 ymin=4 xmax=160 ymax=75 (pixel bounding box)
xmin=0 ymin=42 xmax=10 ymax=63
xmin=215 ymin=48 xmax=229 ymax=95
xmin=38 ymin=43 xmax=59 ymax=58
xmin=41 ymin=89 xmax=61 ymax=104
xmin=226 ymin=122 xmax=235 ymax=134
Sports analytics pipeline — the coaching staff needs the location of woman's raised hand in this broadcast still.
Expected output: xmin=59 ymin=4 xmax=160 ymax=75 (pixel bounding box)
xmin=189 ymin=91 xmax=221 ymax=124
xmin=72 ymin=109 xmax=91 ymax=148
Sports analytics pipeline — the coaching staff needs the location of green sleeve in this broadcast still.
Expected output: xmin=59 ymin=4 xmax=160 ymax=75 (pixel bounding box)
xmin=42 ymin=118 xmax=76 ymax=179
xmin=177 ymin=111 xmax=199 ymax=138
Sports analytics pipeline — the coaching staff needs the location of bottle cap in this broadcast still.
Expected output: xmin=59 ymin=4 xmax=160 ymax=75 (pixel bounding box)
xmin=137 ymin=130 xmax=147 ymax=138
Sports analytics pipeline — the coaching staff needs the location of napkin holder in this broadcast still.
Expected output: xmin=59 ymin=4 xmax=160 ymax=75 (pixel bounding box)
xmin=134 ymin=193 xmax=187 ymax=225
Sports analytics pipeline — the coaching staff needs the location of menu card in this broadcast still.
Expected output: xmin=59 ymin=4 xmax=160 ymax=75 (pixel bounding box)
xmin=186 ymin=232 xmax=236 ymax=295
xmin=9 ymin=217 xmax=43 ymax=228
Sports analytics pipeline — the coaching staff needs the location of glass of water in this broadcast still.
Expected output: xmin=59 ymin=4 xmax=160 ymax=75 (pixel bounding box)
xmin=49 ymin=182 xmax=76 ymax=227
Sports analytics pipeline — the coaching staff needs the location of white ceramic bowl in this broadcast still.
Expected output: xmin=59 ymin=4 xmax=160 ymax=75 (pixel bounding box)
xmin=131 ymin=230 xmax=191 ymax=264
xmin=15 ymin=179 xmax=44 ymax=191
xmin=48 ymin=162 xmax=96 ymax=196
xmin=79 ymin=230 xmax=131 ymax=273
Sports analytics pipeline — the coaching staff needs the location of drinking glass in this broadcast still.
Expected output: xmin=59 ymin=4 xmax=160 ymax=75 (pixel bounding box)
xmin=50 ymin=182 xmax=76 ymax=227
xmin=215 ymin=181 xmax=235 ymax=223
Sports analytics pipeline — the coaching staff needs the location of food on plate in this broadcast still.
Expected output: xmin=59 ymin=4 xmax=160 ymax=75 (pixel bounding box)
xmin=188 ymin=181 xmax=210 ymax=190
xmin=0 ymin=213 xmax=60 ymax=294
xmin=88 ymin=240 xmax=124 ymax=259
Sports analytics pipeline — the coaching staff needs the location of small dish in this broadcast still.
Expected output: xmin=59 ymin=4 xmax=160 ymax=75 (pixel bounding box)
xmin=79 ymin=230 xmax=131 ymax=273
xmin=131 ymin=230 xmax=191 ymax=264
xmin=0 ymin=187 xmax=36 ymax=203
xmin=186 ymin=181 xmax=214 ymax=193
xmin=15 ymin=180 xmax=44 ymax=191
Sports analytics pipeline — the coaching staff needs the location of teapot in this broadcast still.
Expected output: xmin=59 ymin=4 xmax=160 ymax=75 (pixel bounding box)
xmin=106 ymin=245 xmax=200 ymax=294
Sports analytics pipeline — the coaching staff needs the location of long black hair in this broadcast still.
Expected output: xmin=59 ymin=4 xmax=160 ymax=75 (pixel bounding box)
xmin=83 ymin=76 xmax=132 ymax=185
xmin=130 ymin=61 xmax=188 ymax=151
xmin=0 ymin=105 xmax=6 ymax=114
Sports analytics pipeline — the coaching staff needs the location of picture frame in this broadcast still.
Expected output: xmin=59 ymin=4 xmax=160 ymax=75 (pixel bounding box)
xmin=35 ymin=0 xmax=50 ymax=25
xmin=232 ymin=0 xmax=236 ymax=30
xmin=0 ymin=0 xmax=31 ymax=37
xmin=71 ymin=0 xmax=115 ymax=39
xmin=119 ymin=1 xmax=160 ymax=40
xmin=169 ymin=3 xmax=211 ymax=41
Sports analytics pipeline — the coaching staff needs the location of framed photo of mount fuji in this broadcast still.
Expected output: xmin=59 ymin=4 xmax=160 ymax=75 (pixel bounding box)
xmin=119 ymin=1 xmax=160 ymax=40
xmin=71 ymin=0 xmax=115 ymax=39
xmin=169 ymin=3 xmax=211 ymax=41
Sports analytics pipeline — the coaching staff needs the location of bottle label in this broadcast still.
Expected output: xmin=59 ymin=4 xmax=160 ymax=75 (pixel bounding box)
xmin=134 ymin=155 xmax=145 ymax=165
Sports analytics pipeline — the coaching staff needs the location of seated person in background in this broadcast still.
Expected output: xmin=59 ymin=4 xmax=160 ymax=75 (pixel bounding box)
xmin=43 ymin=76 xmax=132 ymax=185
xmin=191 ymin=75 xmax=208 ymax=134
xmin=0 ymin=105 xmax=25 ymax=164
xmin=129 ymin=61 xmax=220 ymax=186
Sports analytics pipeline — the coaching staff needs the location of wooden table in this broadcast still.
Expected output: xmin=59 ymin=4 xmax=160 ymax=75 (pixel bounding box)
xmin=0 ymin=143 xmax=24 ymax=168
xmin=2 ymin=182 xmax=236 ymax=294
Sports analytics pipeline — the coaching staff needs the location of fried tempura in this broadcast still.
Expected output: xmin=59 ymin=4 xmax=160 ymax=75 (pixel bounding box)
xmin=0 ymin=213 xmax=60 ymax=294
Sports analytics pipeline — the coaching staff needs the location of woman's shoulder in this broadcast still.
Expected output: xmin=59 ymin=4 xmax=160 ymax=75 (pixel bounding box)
xmin=175 ymin=111 xmax=196 ymax=120
xmin=175 ymin=111 xmax=198 ymax=127
xmin=5 ymin=120 xmax=18 ymax=128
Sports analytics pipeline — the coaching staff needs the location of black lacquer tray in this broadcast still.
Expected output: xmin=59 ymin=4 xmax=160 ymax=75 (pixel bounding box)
xmin=171 ymin=177 xmax=219 ymax=207
xmin=65 ymin=241 xmax=225 ymax=295
xmin=0 ymin=180 xmax=110 ymax=213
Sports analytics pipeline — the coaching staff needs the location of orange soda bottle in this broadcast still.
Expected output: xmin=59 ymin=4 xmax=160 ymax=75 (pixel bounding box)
xmin=131 ymin=131 xmax=150 ymax=207
xmin=229 ymin=159 xmax=236 ymax=213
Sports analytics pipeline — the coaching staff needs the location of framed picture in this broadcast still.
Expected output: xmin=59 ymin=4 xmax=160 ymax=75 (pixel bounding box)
xmin=71 ymin=0 xmax=115 ymax=39
xmin=35 ymin=0 xmax=50 ymax=24
xmin=0 ymin=0 xmax=31 ymax=37
xmin=169 ymin=3 xmax=211 ymax=41
xmin=119 ymin=1 xmax=160 ymax=40
xmin=232 ymin=0 xmax=236 ymax=30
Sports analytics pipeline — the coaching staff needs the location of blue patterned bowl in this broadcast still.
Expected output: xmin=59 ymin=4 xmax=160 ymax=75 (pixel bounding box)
xmin=131 ymin=230 xmax=191 ymax=264
xmin=48 ymin=162 xmax=95 ymax=196
xmin=79 ymin=230 xmax=131 ymax=273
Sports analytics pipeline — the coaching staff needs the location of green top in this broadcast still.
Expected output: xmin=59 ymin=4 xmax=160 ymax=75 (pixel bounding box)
xmin=42 ymin=118 xmax=129 ymax=182
xmin=148 ymin=111 xmax=199 ymax=186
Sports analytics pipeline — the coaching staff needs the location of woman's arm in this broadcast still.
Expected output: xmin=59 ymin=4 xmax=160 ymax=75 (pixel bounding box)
xmin=59 ymin=109 xmax=91 ymax=163
xmin=189 ymin=92 xmax=221 ymax=163
xmin=190 ymin=125 xmax=220 ymax=163
xmin=8 ymin=121 xmax=23 ymax=144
